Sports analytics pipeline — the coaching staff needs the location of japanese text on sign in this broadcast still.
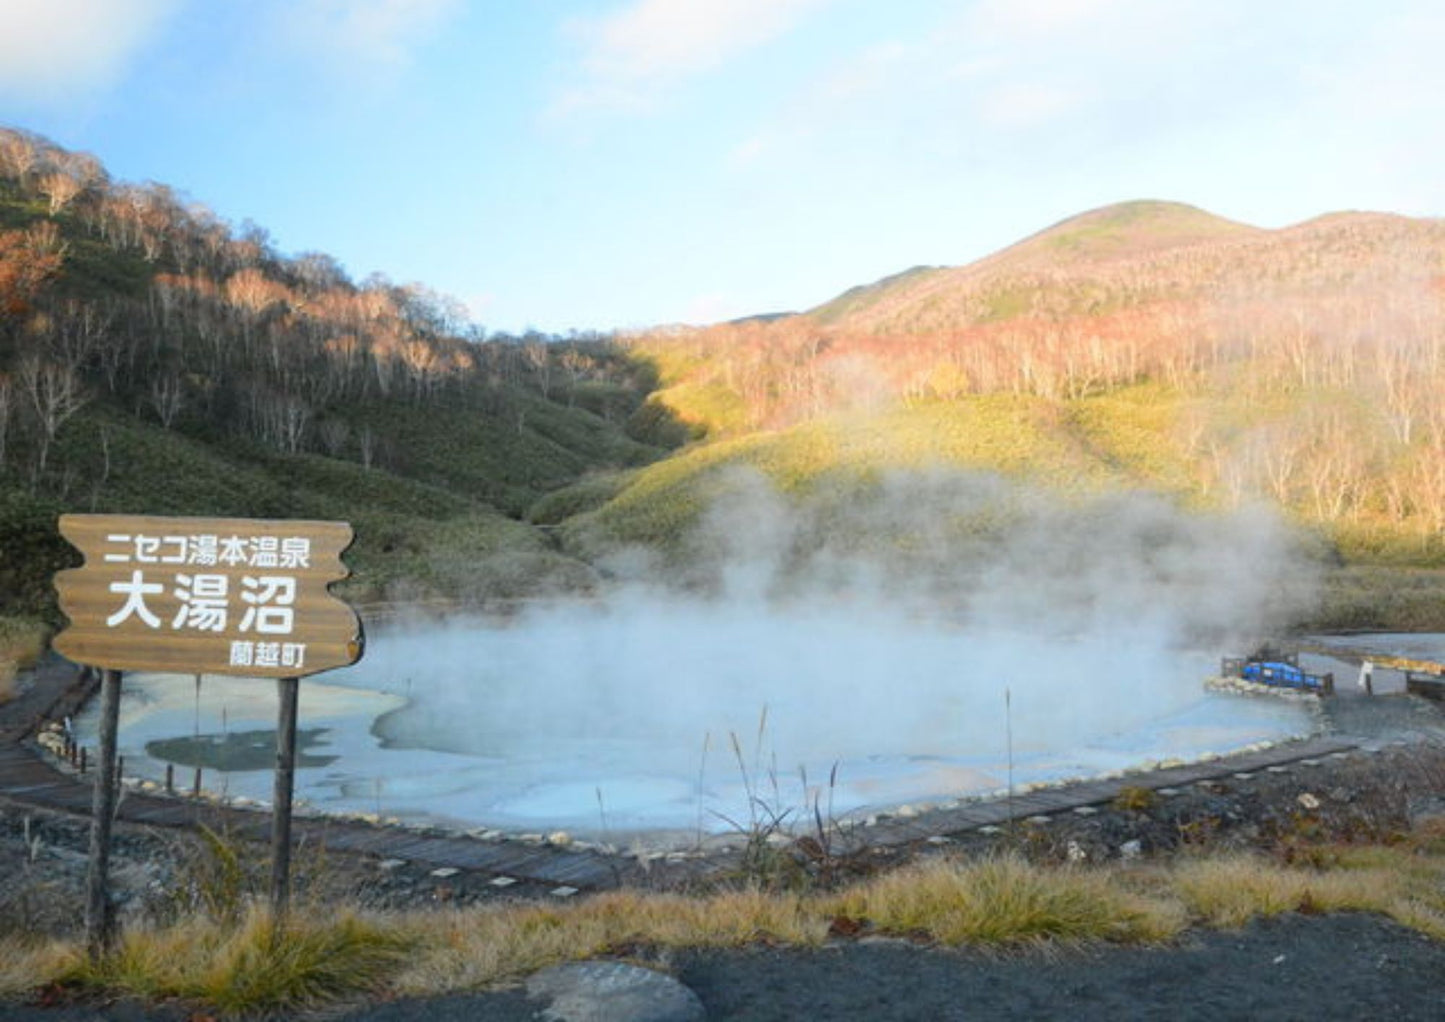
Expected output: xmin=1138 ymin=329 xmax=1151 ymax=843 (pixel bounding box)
xmin=54 ymin=515 xmax=362 ymax=679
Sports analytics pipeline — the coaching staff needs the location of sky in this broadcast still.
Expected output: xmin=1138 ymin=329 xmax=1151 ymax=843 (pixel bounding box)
xmin=0 ymin=0 xmax=1441 ymax=334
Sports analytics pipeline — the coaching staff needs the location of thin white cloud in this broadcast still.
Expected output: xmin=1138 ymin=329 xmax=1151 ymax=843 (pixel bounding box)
xmin=977 ymin=82 xmax=1085 ymax=129
xmin=556 ymin=0 xmax=834 ymax=115
xmin=278 ymin=0 xmax=461 ymax=71
xmin=966 ymin=0 xmax=1149 ymax=44
xmin=0 ymin=0 xmax=183 ymax=107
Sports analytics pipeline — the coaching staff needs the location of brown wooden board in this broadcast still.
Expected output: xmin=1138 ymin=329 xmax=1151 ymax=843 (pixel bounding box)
xmin=54 ymin=514 xmax=363 ymax=678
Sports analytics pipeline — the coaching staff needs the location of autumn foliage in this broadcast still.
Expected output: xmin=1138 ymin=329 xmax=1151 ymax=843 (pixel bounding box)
xmin=0 ymin=127 xmax=656 ymax=486
xmin=627 ymin=202 xmax=1445 ymax=549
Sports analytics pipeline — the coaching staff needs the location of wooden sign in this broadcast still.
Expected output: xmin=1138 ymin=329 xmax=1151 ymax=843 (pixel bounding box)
xmin=54 ymin=514 xmax=363 ymax=678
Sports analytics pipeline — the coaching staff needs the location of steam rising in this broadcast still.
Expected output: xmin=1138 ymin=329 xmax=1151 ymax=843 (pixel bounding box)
xmin=77 ymin=468 xmax=1320 ymax=840
xmin=348 ymin=468 xmax=1318 ymax=836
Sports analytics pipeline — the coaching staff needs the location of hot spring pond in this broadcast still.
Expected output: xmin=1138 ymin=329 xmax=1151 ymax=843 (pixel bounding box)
xmin=73 ymin=604 xmax=1329 ymax=845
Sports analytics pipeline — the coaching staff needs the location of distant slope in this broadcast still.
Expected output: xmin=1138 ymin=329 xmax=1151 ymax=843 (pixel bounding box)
xmin=608 ymin=199 xmax=1445 ymax=630
xmin=983 ymin=199 xmax=1258 ymax=265
xmin=810 ymin=201 xmax=1253 ymax=327
xmin=801 ymin=201 xmax=1435 ymax=335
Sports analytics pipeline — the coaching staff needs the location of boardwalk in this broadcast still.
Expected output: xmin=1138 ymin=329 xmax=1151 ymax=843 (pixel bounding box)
xmin=1 ymin=656 xmax=1363 ymax=893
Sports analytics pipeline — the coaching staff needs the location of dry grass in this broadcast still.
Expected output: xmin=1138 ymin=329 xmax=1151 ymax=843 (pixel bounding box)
xmin=0 ymin=615 xmax=47 ymax=704
xmin=1170 ymin=853 xmax=1402 ymax=927
xmin=0 ymin=937 xmax=76 ymax=999
xmin=393 ymin=887 xmax=826 ymax=994
xmin=58 ymin=906 xmax=412 ymax=1016
xmin=824 ymin=855 xmax=1184 ymax=947
xmin=14 ymin=840 xmax=1445 ymax=1013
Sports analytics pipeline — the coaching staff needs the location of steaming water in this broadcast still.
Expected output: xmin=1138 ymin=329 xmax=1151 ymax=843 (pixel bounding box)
xmin=72 ymin=602 xmax=1320 ymax=846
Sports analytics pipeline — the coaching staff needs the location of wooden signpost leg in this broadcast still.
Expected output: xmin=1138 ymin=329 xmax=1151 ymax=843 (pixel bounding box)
xmin=270 ymin=675 xmax=300 ymax=923
xmin=85 ymin=668 xmax=122 ymax=960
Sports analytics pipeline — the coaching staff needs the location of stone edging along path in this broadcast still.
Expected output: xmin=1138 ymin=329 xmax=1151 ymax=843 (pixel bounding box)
xmin=0 ymin=654 xmax=1371 ymax=895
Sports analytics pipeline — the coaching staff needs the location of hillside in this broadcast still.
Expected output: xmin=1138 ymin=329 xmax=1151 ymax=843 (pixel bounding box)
xmin=810 ymin=200 xmax=1259 ymax=328
xmin=580 ymin=202 xmax=1445 ymax=628
xmin=3 ymin=123 xmax=1443 ymax=638
xmin=0 ymin=127 xmax=682 ymax=624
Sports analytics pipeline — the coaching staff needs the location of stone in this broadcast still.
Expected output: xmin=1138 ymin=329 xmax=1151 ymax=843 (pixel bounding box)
xmin=489 ymin=876 xmax=517 ymax=887
xmin=551 ymin=885 xmax=579 ymax=897
xmin=1073 ymin=806 xmax=1098 ymax=816
xmin=1297 ymin=792 xmax=1321 ymax=811
xmin=527 ymin=960 xmax=705 ymax=1022
xmin=430 ymin=866 xmax=460 ymax=878
xmin=1119 ymin=839 xmax=1143 ymax=860
xmin=377 ymin=858 xmax=407 ymax=871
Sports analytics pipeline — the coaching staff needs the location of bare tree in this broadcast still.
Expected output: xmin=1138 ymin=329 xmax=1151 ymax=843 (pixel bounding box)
xmin=36 ymin=170 xmax=82 ymax=214
xmin=523 ymin=340 xmax=552 ymax=399
xmin=358 ymin=426 xmax=377 ymax=470
xmin=149 ymin=374 xmax=184 ymax=429
xmin=18 ymin=356 xmax=87 ymax=478
xmin=0 ymin=374 xmax=11 ymax=469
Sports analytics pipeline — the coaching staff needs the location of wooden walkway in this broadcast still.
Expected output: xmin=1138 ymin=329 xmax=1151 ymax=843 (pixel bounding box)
xmin=0 ymin=656 xmax=1364 ymax=892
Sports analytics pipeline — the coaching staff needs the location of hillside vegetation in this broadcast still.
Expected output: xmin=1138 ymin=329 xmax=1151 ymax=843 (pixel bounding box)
xmin=590 ymin=202 xmax=1445 ymax=627
xmin=0 ymin=127 xmax=680 ymax=626
xmin=3 ymin=127 xmax=1443 ymax=634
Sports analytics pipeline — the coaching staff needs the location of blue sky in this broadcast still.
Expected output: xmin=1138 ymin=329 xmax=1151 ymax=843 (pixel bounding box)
xmin=1 ymin=0 xmax=1441 ymax=334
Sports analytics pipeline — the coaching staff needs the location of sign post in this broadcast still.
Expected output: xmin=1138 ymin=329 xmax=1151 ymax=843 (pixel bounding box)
xmin=83 ymin=668 xmax=121 ymax=957
xmin=271 ymin=675 xmax=300 ymax=918
xmin=54 ymin=515 xmax=363 ymax=951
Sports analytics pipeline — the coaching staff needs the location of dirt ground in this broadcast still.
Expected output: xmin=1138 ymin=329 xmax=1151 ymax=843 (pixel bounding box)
xmin=5 ymin=913 xmax=1444 ymax=1021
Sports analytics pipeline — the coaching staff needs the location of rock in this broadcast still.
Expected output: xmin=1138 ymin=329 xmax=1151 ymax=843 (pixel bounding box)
xmin=1119 ymin=839 xmax=1143 ymax=859
xmin=527 ymin=960 xmax=705 ymax=1022
xmin=1297 ymin=792 xmax=1321 ymax=811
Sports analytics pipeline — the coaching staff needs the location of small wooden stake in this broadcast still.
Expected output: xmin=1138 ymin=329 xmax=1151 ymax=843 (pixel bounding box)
xmin=85 ymin=668 xmax=122 ymax=960
xmin=270 ymin=676 xmax=300 ymax=922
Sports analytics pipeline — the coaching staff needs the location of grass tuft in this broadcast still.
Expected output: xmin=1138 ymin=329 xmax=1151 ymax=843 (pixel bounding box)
xmin=824 ymin=855 xmax=1184 ymax=946
xmin=393 ymin=888 xmax=824 ymax=994
xmin=1171 ymin=853 xmax=1403 ymax=927
xmin=61 ymin=906 xmax=413 ymax=1016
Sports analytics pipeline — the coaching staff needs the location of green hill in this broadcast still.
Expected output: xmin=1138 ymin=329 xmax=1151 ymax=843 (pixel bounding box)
xmin=0 ymin=127 xmax=680 ymax=627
